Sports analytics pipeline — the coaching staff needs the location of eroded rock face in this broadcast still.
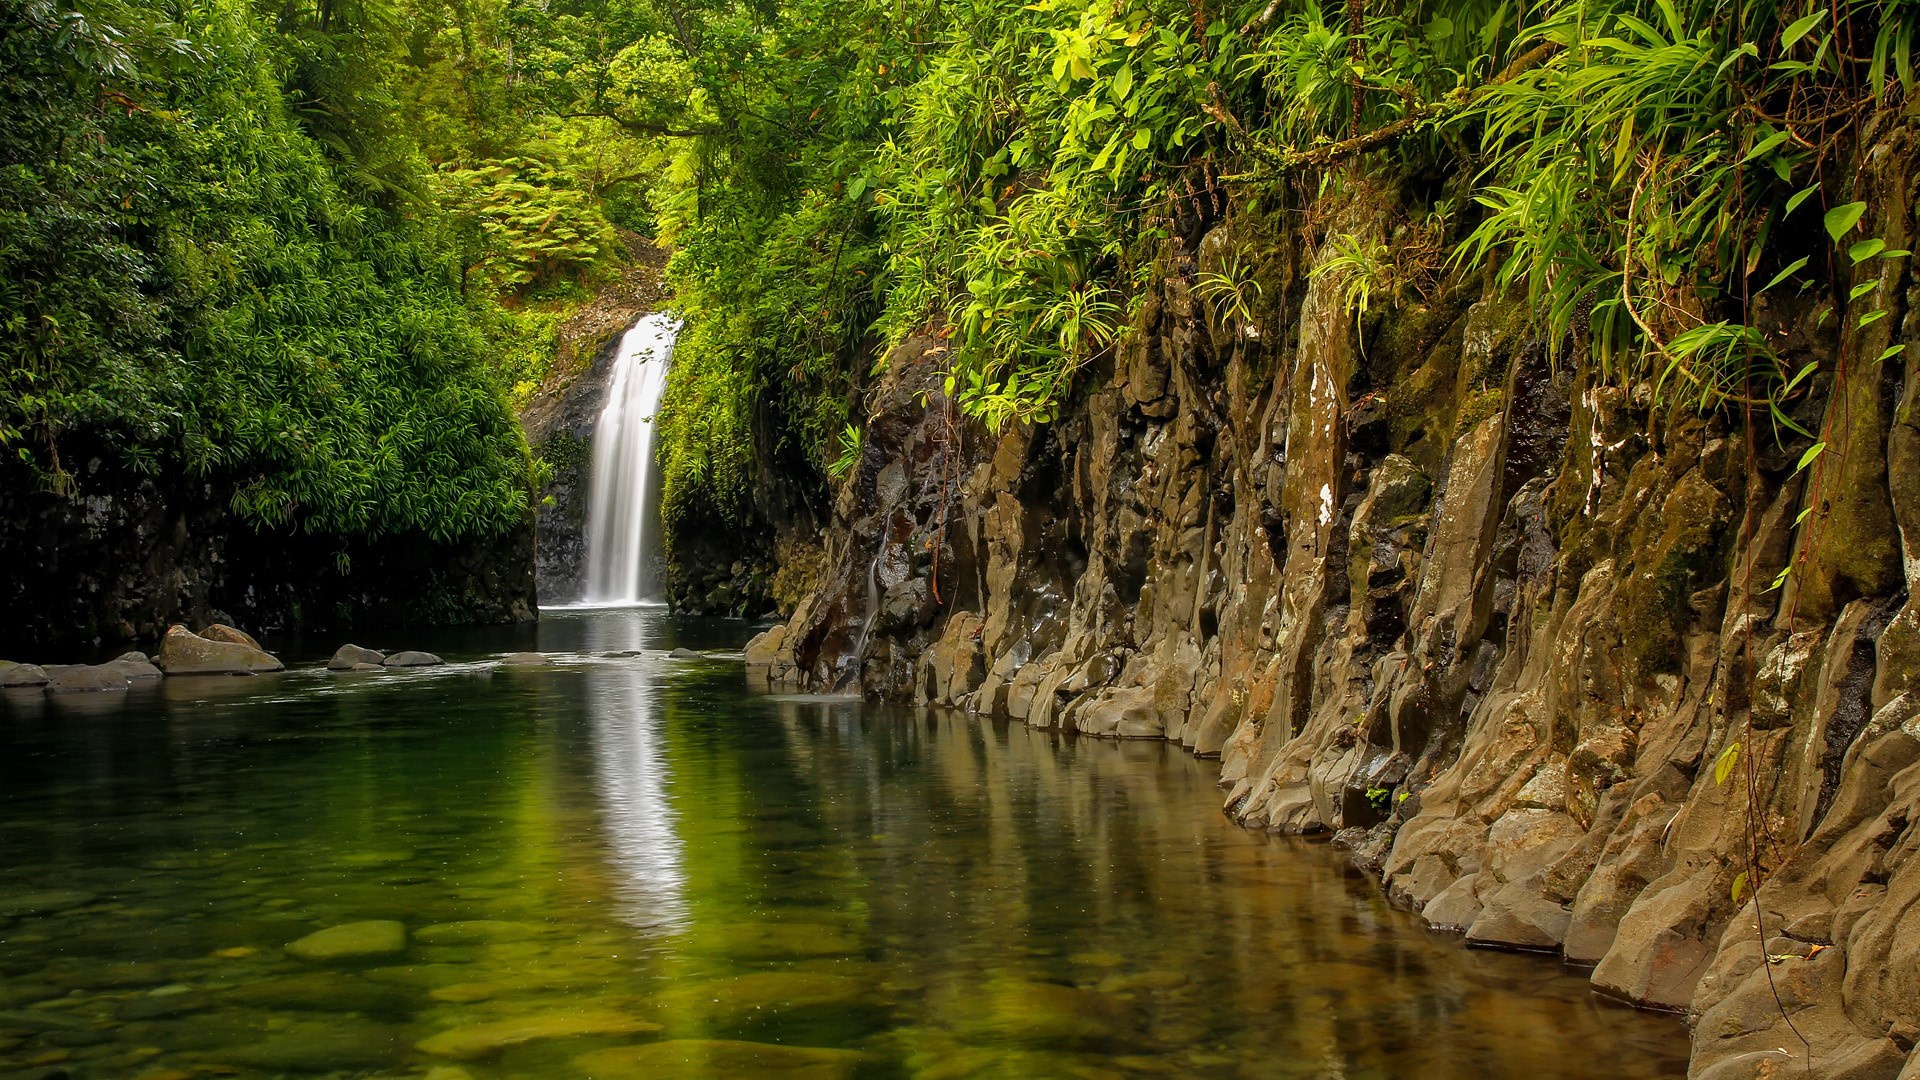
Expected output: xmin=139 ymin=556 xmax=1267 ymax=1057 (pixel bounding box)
xmin=755 ymin=138 xmax=1920 ymax=1077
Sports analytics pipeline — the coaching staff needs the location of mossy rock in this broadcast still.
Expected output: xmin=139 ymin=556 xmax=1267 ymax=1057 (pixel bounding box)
xmin=575 ymin=1039 xmax=873 ymax=1079
xmin=1617 ymin=469 xmax=1730 ymax=678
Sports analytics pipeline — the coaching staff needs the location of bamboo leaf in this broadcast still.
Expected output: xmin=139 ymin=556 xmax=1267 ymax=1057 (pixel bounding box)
xmin=1782 ymin=9 xmax=1826 ymax=47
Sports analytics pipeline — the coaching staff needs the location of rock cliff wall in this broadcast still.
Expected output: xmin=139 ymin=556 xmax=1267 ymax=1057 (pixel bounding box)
xmin=749 ymin=142 xmax=1920 ymax=1075
xmin=0 ymin=457 xmax=535 ymax=660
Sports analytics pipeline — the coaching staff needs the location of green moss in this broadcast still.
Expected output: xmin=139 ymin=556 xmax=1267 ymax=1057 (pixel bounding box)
xmin=1454 ymin=386 xmax=1506 ymax=437
xmin=1618 ymin=471 xmax=1730 ymax=679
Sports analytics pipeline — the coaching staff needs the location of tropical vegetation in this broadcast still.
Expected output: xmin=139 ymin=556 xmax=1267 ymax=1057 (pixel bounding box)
xmin=4 ymin=0 xmax=1914 ymax=542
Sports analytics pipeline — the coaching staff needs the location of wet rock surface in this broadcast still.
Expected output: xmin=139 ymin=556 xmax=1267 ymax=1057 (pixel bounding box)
xmin=384 ymin=651 xmax=446 ymax=668
xmin=329 ymin=643 xmax=386 ymax=669
xmin=753 ymin=148 xmax=1920 ymax=1077
xmin=285 ymin=920 xmax=408 ymax=963
xmin=153 ymin=625 xmax=282 ymax=675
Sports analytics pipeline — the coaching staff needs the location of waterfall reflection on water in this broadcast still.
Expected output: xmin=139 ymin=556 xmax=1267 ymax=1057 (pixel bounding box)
xmin=589 ymin=662 xmax=688 ymax=933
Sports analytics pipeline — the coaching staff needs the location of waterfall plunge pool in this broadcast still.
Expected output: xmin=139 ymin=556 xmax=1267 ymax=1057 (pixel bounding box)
xmin=0 ymin=609 xmax=1688 ymax=1078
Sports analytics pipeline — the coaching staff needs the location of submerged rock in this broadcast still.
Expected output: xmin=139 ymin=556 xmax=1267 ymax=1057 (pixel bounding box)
xmin=154 ymin=624 xmax=283 ymax=675
xmin=285 ymin=920 xmax=407 ymax=962
xmin=944 ymin=979 xmax=1135 ymax=1049
xmin=415 ymin=1010 xmax=662 ymax=1060
xmin=686 ymin=922 xmax=862 ymax=960
xmin=383 ymin=650 xmax=445 ymax=667
xmin=414 ymin=919 xmax=545 ymax=945
xmin=499 ymin=651 xmax=552 ymax=666
xmin=213 ymin=1018 xmax=405 ymax=1072
xmin=225 ymin=972 xmax=415 ymax=1017
xmin=0 ymin=891 xmax=96 ymax=918
xmin=328 ymin=644 xmax=386 ymax=669
xmin=574 ymin=1039 xmax=870 ymax=1080
xmin=653 ymin=971 xmax=885 ymax=1038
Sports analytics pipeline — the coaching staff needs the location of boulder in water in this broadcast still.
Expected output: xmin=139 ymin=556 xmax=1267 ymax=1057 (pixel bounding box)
xmin=384 ymin=651 xmax=445 ymax=668
xmin=46 ymin=665 xmax=130 ymax=693
xmin=499 ymin=652 xmax=551 ymax=666
xmin=669 ymin=647 xmax=701 ymax=659
xmin=199 ymin=623 xmax=264 ymax=650
xmin=155 ymin=624 xmax=283 ymax=675
xmin=0 ymin=662 xmax=49 ymax=688
xmin=285 ymin=920 xmax=407 ymax=962
xmin=329 ymin=644 xmax=386 ymax=670
xmin=350 ymin=662 xmax=385 ymax=672
xmin=102 ymin=652 xmax=162 ymax=680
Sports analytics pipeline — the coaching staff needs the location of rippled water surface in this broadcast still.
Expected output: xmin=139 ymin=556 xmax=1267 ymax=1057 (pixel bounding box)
xmin=0 ymin=610 xmax=1688 ymax=1079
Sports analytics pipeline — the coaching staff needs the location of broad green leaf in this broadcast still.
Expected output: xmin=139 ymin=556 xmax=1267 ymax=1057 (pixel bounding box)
xmin=1850 ymin=238 xmax=1886 ymax=262
xmin=1785 ymin=186 xmax=1819 ymax=216
xmin=1796 ymin=441 xmax=1826 ymax=472
xmin=1731 ymin=870 xmax=1750 ymax=904
xmin=1879 ymin=344 xmax=1908 ymax=362
xmin=1825 ymin=202 xmax=1868 ymax=241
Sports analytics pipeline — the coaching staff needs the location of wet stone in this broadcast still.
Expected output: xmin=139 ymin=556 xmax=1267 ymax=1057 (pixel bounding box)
xmin=208 ymin=1018 xmax=405 ymax=1072
xmin=115 ymin=992 xmax=207 ymax=1021
xmin=947 ymin=980 xmax=1135 ymax=1049
xmin=689 ymin=922 xmax=862 ymax=960
xmin=574 ymin=1039 xmax=871 ymax=1080
xmin=383 ymin=651 xmax=445 ymax=668
xmin=284 ymin=920 xmax=406 ymax=962
xmin=414 ymin=1009 xmax=663 ymax=1060
xmin=223 ymin=972 xmax=416 ymax=1017
xmin=414 ymin=919 xmax=544 ymax=945
xmin=0 ymin=894 xmax=94 ymax=920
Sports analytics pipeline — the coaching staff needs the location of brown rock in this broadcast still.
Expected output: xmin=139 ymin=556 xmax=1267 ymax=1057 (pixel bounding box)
xmin=199 ymin=623 xmax=264 ymax=650
xmin=155 ymin=624 xmax=283 ymax=675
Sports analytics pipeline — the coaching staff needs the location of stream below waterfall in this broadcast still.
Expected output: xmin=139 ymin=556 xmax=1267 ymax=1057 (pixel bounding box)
xmin=0 ymin=610 xmax=1688 ymax=1079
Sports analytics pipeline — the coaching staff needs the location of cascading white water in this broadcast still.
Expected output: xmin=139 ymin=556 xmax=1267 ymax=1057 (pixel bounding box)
xmin=581 ymin=314 xmax=678 ymax=605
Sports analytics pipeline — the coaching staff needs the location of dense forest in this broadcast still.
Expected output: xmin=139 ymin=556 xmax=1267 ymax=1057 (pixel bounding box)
xmin=3 ymin=0 xmax=1914 ymax=568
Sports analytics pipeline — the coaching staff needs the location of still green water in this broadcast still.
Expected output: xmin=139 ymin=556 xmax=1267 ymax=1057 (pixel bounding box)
xmin=0 ymin=610 xmax=1686 ymax=1079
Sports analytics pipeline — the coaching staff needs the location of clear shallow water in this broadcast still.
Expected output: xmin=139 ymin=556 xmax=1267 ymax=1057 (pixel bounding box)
xmin=0 ymin=610 xmax=1687 ymax=1079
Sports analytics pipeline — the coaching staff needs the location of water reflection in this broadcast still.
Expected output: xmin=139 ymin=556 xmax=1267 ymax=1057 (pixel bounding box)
xmin=589 ymin=662 xmax=687 ymax=933
xmin=0 ymin=612 xmax=1688 ymax=1080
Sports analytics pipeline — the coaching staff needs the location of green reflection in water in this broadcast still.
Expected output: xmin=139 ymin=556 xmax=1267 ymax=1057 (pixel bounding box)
xmin=0 ymin=610 xmax=1687 ymax=1079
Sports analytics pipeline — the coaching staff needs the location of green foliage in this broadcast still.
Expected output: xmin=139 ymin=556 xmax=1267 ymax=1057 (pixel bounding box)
xmin=828 ymin=423 xmax=863 ymax=479
xmin=1457 ymin=0 xmax=1919 ymax=420
xmin=1 ymin=0 xmax=530 ymax=540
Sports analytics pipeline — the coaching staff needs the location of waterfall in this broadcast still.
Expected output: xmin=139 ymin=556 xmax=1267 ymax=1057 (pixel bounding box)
xmin=581 ymin=314 xmax=678 ymax=605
